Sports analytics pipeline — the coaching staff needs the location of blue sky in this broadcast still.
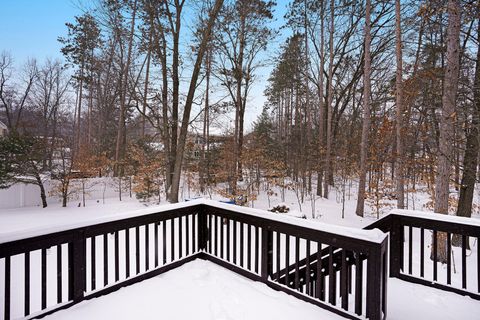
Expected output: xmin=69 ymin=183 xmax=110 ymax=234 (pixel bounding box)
xmin=0 ymin=0 xmax=82 ymax=64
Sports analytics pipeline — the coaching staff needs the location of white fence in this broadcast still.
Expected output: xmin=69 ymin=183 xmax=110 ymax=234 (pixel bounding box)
xmin=0 ymin=177 xmax=125 ymax=209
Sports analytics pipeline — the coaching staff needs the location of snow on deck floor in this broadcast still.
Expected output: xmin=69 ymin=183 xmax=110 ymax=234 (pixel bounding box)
xmin=42 ymin=259 xmax=480 ymax=320
xmin=44 ymin=259 xmax=343 ymax=320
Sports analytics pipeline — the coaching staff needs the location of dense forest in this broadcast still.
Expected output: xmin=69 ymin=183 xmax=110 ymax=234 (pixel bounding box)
xmin=0 ymin=0 xmax=479 ymax=231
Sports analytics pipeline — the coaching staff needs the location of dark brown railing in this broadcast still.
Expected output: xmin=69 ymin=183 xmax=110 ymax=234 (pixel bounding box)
xmin=365 ymin=210 xmax=480 ymax=301
xmin=0 ymin=201 xmax=388 ymax=320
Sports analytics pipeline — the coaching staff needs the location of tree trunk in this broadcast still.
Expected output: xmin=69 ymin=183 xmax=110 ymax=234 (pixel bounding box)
xmin=36 ymin=175 xmax=48 ymax=208
xmin=316 ymin=0 xmax=325 ymax=197
xmin=355 ymin=0 xmax=372 ymax=217
xmin=200 ymin=48 xmax=211 ymax=194
xmin=115 ymin=0 xmax=137 ymax=174
xmin=169 ymin=0 xmax=224 ymax=203
xmin=453 ymin=17 xmax=480 ymax=247
xmin=142 ymin=31 xmax=152 ymax=138
xmin=395 ymin=0 xmax=405 ymax=209
xmin=432 ymin=0 xmax=461 ymax=263
xmin=323 ymin=0 xmax=334 ymax=199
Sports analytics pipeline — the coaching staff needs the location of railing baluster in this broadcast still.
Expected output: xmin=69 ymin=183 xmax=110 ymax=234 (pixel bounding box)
xmin=462 ymin=235 xmax=467 ymax=289
xmin=354 ymin=252 xmax=362 ymax=316
xmin=233 ymin=220 xmax=237 ymax=264
xmin=179 ymin=216 xmax=183 ymax=259
xmin=285 ymin=235 xmax=290 ymax=286
xmin=145 ymin=224 xmax=150 ymax=270
xmin=214 ymin=215 xmax=218 ymax=256
xmin=226 ymin=218 xmax=230 ymax=261
xmin=186 ymin=214 xmax=190 ymax=256
xmin=126 ymin=228 xmax=130 ymax=278
xmin=41 ymin=248 xmax=47 ymax=309
xmin=91 ymin=238 xmax=96 ymax=291
xmin=220 ymin=216 xmax=224 ymax=259
xmin=136 ymin=226 xmax=140 ymax=274
xmin=294 ymin=236 xmax=299 ymax=290
xmin=341 ymin=249 xmax=348 ymax=311
xmin=155 ymin=223 xmax=159 ymax=267
xmin=192 ymin=213 xmax=196 ymax=252
xmin=115 ymin=231 xmax=119 ymax=281
xmin=305 ymin=240 xmax=311 ymax=296
xmin=316 ymin=242 xmax=322 ymax=300
xmin=420 ymin=228 xmax=424 ymax=277
xmin=25 ymin=251 xmax=30 ymax=316
xmin=408 ymin=226 xmax=412 ymax=275
xmin=276 ymin=232 xmax=281 ymax=280
xmin=162 ymin=221 xmax=167 ymax=265
xmin=328 ymin=246 xmax=336 ymax=305
xmin=103 ymin=234 xmax=108 ymax=286
xmin=447 ymin=232 xmax=451 ymax=285
xmin=247 ymin=224 xmax=252 ymax=270
xmin=240 ymin=222 xmax=244 ymax=267
xmin=255 ymin=226 xmax=259 ymax=274
xmin=433 ymin=230 xmax=437 ymax=281
xmin=4 ymin=255 xmax=10 ymax=320
xmin=170 ymin=218 xmax=175 ymax=262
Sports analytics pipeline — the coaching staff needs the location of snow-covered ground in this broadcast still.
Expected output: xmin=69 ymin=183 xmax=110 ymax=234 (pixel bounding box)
xmin=1 ymin=181 xmax=479 ymax=320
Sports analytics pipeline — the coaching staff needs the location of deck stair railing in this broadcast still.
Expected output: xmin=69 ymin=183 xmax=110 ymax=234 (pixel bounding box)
xmin=0 ymin=200 xmax=388 ymax=320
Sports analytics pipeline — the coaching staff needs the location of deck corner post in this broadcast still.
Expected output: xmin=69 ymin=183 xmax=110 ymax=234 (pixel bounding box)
xmin=366 ymin=239 xmax=386 ymax=320
xmin=198 ymin=204 xmax=208 ymax=252
xmin=390 ymin=215 xmax=403 ymax=278
xmin=68 ymin=229 xmax=86 ymax=302
xmin=261 ymin=226 xmax=273 ymax=281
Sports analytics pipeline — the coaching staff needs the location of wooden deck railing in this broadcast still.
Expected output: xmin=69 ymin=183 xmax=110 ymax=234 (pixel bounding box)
xmin=364 ymin=210 xmax=480 ymax=301
xmin=0 ymin=200 xmax=388 ymax=320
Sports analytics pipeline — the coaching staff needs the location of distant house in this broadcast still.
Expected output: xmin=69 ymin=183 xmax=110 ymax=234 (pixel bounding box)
xmin=0 ymin=120 xmax=7 ymax=137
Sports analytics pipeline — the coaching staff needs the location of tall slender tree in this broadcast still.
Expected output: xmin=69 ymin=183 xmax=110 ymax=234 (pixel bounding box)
xmin=394 ymin=0 xmax=405 ymax=209
xmin=355 ymin=0 xmax=372 ymax=217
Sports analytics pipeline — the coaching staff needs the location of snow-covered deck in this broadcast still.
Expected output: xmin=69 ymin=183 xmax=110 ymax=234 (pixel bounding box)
xmin=40 ymin=259 xmax=479 ymax=320
xmin=1 ymin=200 xmax=479 ymax=320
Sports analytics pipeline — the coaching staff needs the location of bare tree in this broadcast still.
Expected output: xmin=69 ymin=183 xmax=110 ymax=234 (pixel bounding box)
xmin=394 ymin=0 xmax=404 ymax=209
xmin=323 ymin=0 xmax=334 ymax=199
xmin=432 ymin=0 xmax=461 ymax=262
xmin=0 ymin=52 xmax=38 ymax=132
xmin=355 ymin=0 xmax=372 ymax=217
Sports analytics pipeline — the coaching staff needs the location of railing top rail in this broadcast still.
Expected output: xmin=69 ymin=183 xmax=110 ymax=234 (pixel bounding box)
xmin=0 ymin=199 xmax=387 ymax=248
xmin=0 ymin=200 xmax=199 ymax=245
xmin=202 ymin=199 xmax=387 ymax=244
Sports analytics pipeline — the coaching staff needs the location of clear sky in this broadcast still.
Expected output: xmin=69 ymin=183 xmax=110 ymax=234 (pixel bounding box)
xmin=0 ymin=0 xmax=83 ymax=64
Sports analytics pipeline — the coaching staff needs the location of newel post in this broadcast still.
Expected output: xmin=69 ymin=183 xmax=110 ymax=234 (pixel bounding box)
xmin=198 ymin=204 xmax=209 ymax=251
xmin=366 ymin=236 xmax=388 ymax=320
xmin=261 ymin=225 xmax=273 ymax=281
xmin=68 ymin=229 xmax=86 ymax=302
xmin=389 ymin=215 xmax=403 ymax=277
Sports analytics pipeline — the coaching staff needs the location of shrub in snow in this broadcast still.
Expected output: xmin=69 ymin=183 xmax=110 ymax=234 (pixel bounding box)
xmin=269 ymin=204 xmax=290 ymax=213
